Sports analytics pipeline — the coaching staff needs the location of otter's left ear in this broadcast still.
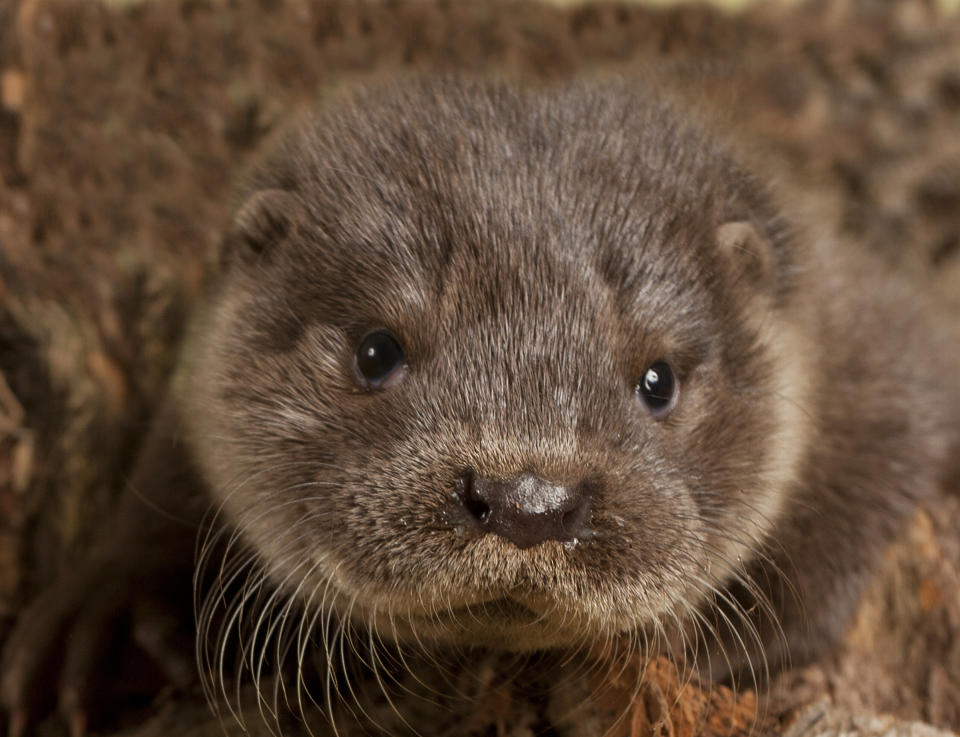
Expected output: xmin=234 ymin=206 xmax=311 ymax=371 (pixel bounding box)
xmin=715 ymin=220 xmax=776 ymax=292
xmin=224 ymin=189 xmax=300 ymax=264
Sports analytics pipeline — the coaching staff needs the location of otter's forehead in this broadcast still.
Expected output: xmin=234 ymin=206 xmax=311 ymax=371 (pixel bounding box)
xmin=262 ymin=80 xmax=732 ymax=333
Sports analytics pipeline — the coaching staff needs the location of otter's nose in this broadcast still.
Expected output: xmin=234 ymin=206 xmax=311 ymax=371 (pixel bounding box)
xmin=457 ymin=471 xmax=592 ymax=549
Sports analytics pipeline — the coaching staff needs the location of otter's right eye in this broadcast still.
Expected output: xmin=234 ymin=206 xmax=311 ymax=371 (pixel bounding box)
xmin=355 ymin=331 xmax=407 ymax=390
xmin=636 ymin=361 xmax=677 ymax=417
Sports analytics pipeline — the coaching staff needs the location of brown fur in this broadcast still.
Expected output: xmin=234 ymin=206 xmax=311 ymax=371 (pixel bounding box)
xmin=180 ymin=77 xmax=958 ymax=684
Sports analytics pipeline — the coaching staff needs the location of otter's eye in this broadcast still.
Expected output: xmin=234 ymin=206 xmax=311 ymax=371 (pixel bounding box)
xmin=356 ymin=331 xmax=407 ymax=390
xmin=636 ymin=361 xmax=677 ymax=417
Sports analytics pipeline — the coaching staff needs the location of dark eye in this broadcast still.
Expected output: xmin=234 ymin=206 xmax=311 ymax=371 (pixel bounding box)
xmin=636 ymin=361 xmax=677 ymax=417
xmin=355 ymin=331 xmax=407 ymax=390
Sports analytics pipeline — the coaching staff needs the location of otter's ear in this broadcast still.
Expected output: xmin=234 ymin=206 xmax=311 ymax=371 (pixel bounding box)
xmin=715 ymin=220 xmax=776 ymax=292
xmin=224 ymin=189 xmax=299 ymax=262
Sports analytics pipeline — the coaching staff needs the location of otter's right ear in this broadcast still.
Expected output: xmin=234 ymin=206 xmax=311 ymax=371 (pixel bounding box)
xmin=715 ymin=220 xmax=776 ymax=293
xmin=224 ymin=189 xmax=300 ymax=263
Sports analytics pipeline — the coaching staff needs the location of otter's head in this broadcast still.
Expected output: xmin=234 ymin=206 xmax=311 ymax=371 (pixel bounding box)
xmin=183 ymin=79 xmax=811 ymax=661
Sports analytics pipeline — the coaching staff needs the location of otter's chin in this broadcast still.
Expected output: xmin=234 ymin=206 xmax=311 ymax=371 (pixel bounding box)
xmin=357 ymin=596 xmax=611 ymax=651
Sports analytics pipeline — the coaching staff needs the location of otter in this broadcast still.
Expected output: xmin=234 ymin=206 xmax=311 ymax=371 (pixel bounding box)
xmin=2 ymin=77 xmax=958 ymax=736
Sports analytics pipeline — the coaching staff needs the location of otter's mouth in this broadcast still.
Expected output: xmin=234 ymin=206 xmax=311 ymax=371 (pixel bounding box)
xmin=409 ymin=596 xmax=542 ymax=627
xmin=370 ymin=593 xmax=598 ymax=651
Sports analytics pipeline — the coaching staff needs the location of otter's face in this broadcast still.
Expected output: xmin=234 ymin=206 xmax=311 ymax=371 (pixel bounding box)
xmin=184 ymin=80 xmax=809 ymax=653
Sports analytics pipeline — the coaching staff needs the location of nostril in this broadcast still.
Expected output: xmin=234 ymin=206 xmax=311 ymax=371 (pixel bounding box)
xmin=561 ymin=504 xmax=586 ymax=533
xmin=458 ymin=470 xmax=491 ymax=524
xmin=465 ymin=496 xmax=491 ymax=524
xmin=561 ymin=480 xmax=592 ymax=529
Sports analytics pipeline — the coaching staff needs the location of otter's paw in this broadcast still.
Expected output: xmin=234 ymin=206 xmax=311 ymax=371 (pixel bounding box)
xmin=0 ymin=560 xmax=195 ymax=737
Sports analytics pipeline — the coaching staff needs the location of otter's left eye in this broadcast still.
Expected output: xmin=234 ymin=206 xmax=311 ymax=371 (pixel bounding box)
xmin=355 ymin=331 xmax=407 ymax=390
xmin=636 ymin=361 xmax=677 ymax=417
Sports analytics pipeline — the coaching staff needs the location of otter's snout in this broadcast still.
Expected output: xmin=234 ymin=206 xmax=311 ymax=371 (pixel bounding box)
xmin=456 ymin=471 xmax=592 ymax=549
